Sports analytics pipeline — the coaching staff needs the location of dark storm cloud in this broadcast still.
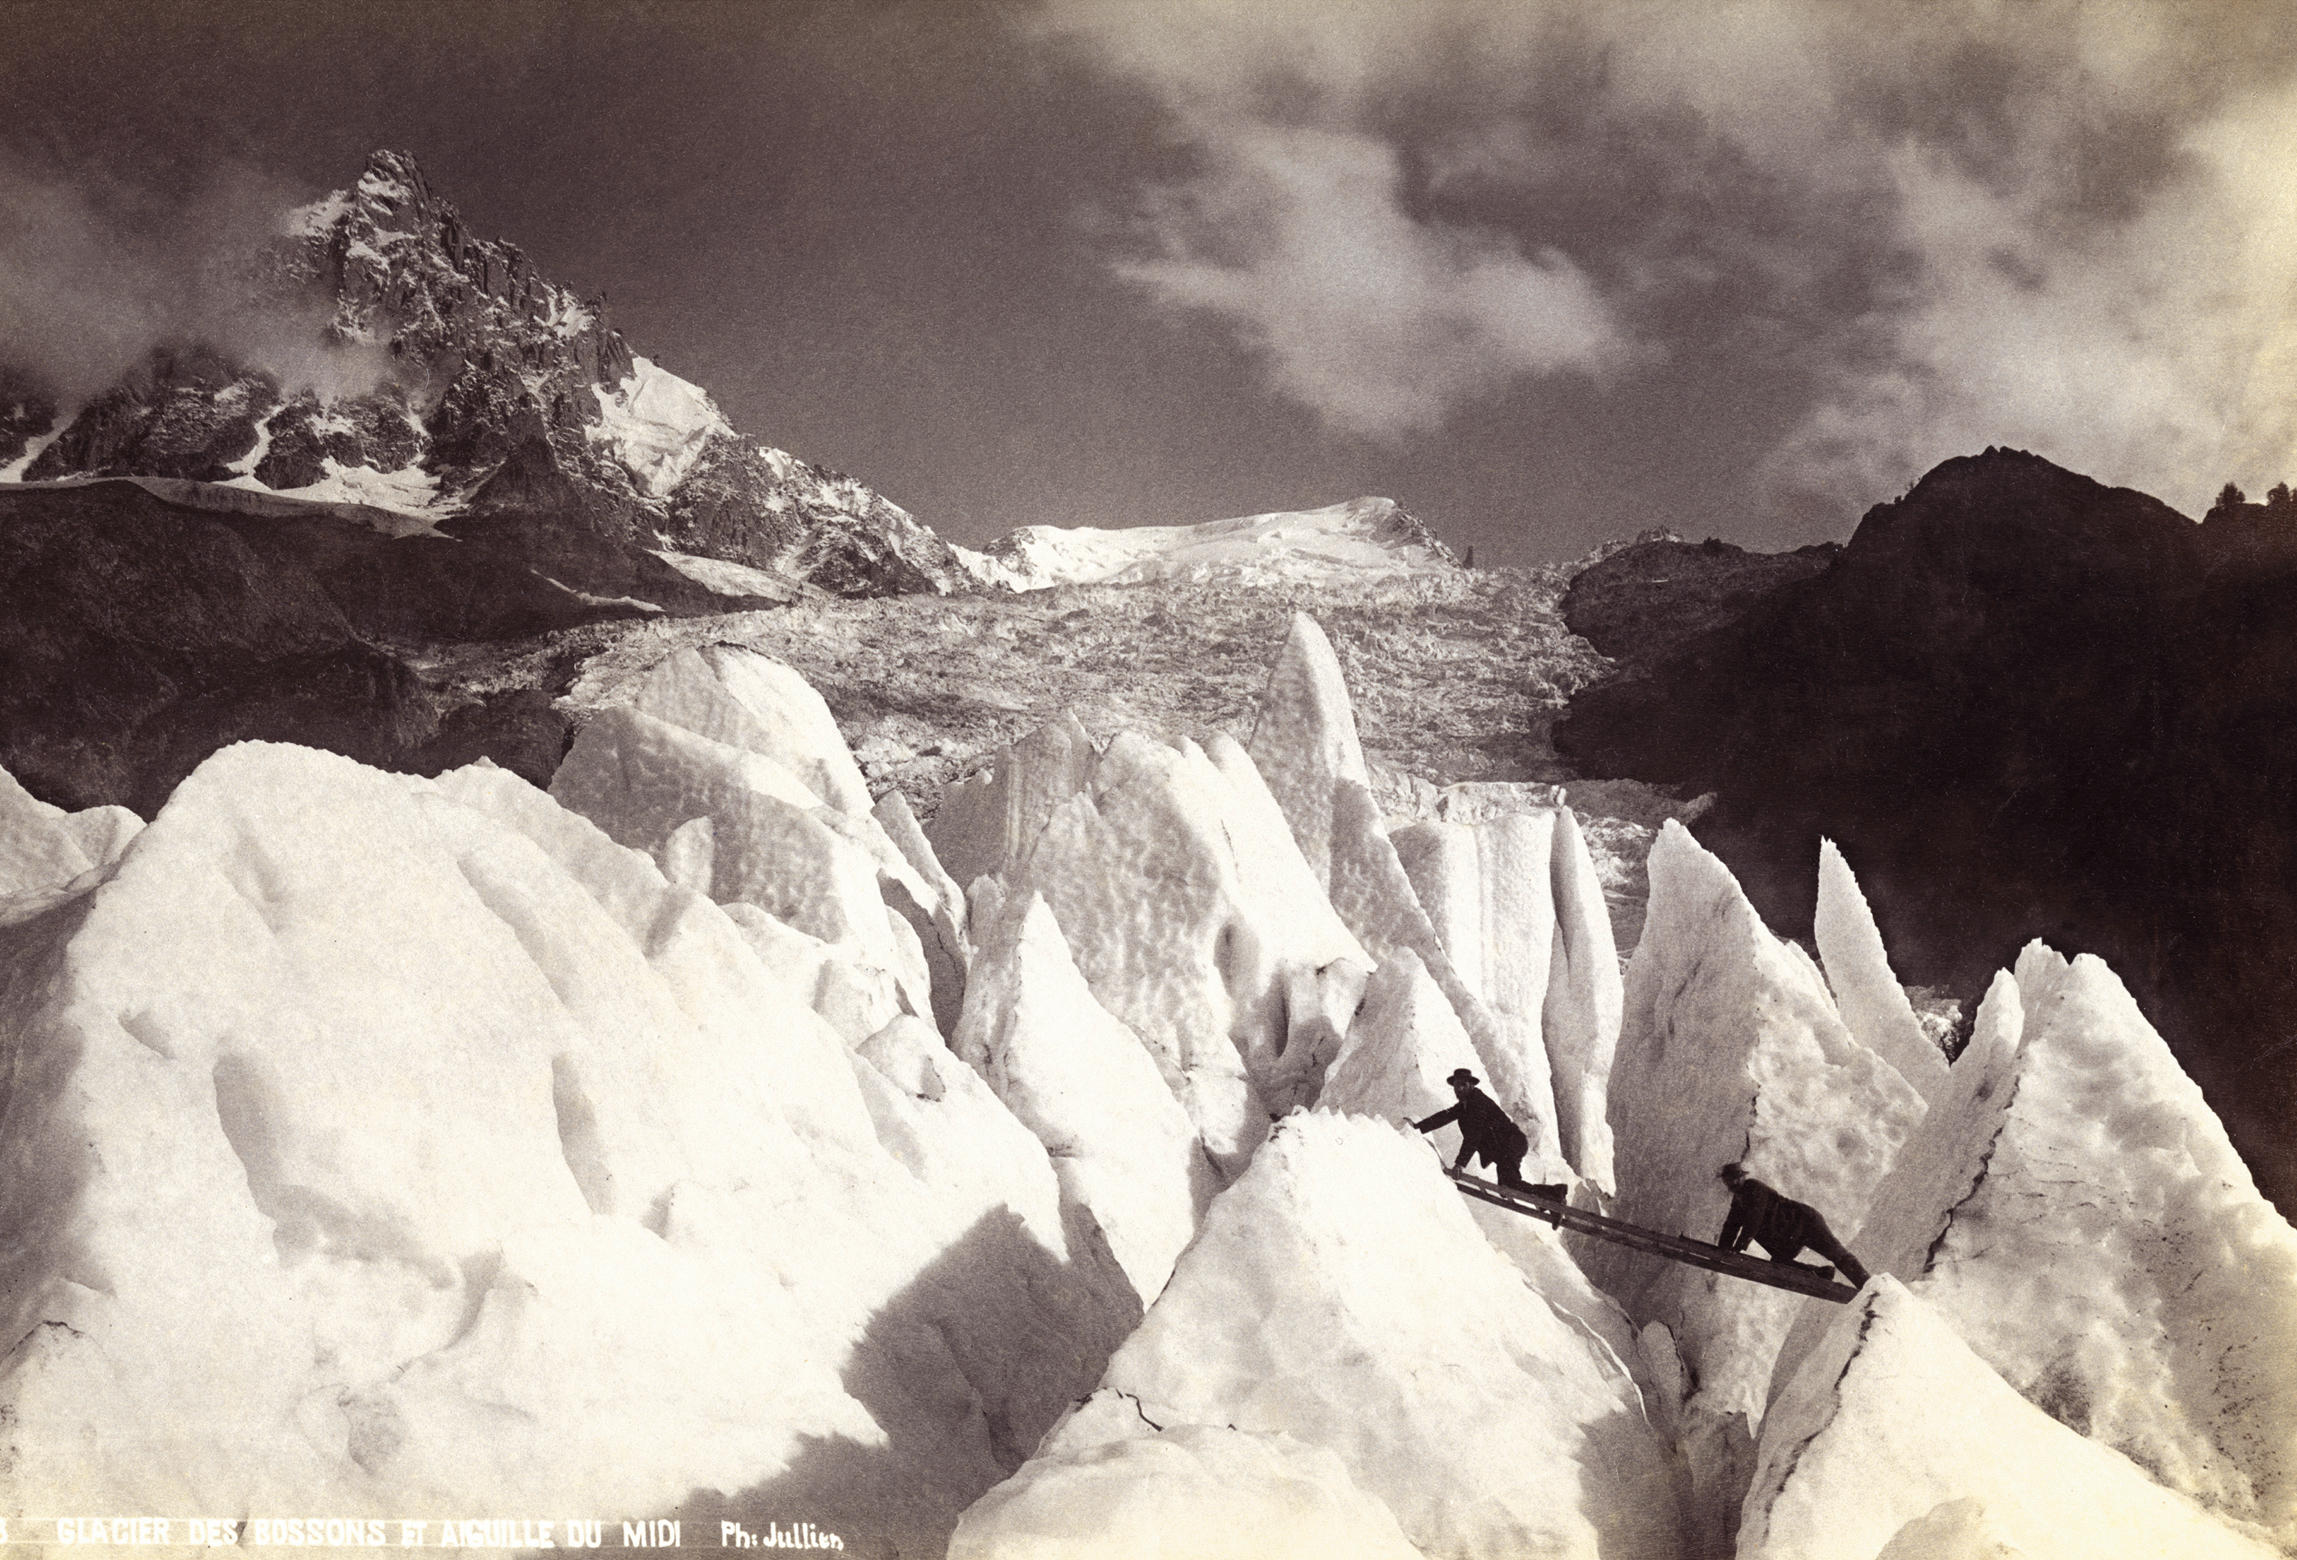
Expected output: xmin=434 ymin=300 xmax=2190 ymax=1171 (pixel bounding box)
xmin=1027 ymin=0 xmax=2297 ymax=516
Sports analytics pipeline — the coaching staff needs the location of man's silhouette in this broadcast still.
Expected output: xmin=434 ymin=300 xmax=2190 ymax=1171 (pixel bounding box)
xmin=1414 ymin=1068 xmax=1532 ymax=1190
xmin=1715 ymin=1163 xmax=1870 ymax=1288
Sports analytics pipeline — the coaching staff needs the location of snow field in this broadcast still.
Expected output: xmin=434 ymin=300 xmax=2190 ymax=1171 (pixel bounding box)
xmin=966 ymin=497 xmax=1456 ymax=593
xmin=587 ymin=356 xmax=735 ymax=498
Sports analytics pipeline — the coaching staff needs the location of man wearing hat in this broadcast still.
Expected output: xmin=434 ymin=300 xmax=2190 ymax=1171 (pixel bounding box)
xmin=1412 ymin=1068 xmax=1533 ymax=1190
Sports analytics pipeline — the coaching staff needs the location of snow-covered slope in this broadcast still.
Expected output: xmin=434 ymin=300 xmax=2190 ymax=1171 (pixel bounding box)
xmin=960 ymin=496 xmax=1461 ymax=591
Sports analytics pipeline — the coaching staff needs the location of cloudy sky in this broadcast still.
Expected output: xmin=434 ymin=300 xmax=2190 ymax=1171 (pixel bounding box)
xmin=4 ymin=0 xmax=2294 ymax=563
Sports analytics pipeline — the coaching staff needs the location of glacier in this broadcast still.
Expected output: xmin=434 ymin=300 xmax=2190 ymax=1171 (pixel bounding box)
xmin=0 ymin=609 xmax=2288 ymax=1560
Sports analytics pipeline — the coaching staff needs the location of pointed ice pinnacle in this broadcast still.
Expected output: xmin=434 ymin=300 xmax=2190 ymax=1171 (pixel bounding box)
xmin=1791 ymin=942 xmax=2297 ymax=1546
xmin=1592 ymin=820 xmax=1925 ymax=1540
xmin=953 ymin=893 xmax=1214 ymax=1306
xmin=1247 ymin=612 xmax=1368 ymax=889
xmin=1091 ymin=1112 xmax=1684 ymax=1560
xmin=1814 ymin=837 xmax=1949 ymax=1106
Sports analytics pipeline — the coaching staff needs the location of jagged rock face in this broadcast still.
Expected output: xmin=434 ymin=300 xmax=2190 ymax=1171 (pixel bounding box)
xmin=0 ymin=365 xmax=56 ymax=469
xmin=1560 ymin=534 xmax=1839 ymax=678
xmin=10 ymin=150 xmax=971 ymax=598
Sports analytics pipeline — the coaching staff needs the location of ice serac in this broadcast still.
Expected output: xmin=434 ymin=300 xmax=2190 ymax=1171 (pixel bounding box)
xmin=0 ymin=744 xmax=1135 ymax=1546
xmin=1814 ymin=837 xmax=1949 ymax=1106
xmin=1591 ymin=820 xmax=1925 ymax=1546
xmin=954 ymin=723 xmax=1365 ymax=1169
xmin=1743 ymin=1279 xmax=2278 ymax=1560
xmin=1324 ymin=951 xmax=1649 ymax=1400
xmin=872 ymin=787 xmax=972 ymax=1032
xmin=0 ymin=763 xmax=142 ymax=899
xmin=1319 ymin=948 xmax=1481 ymax=1151
xmin=1245 ymin=612 xmax=1368 ymax=887
xmin=1814 ymin=941 xmax=2297 ymax=1546
xmin=549 ymin=704 xmax=934 ymax=1026
xmin=624 ymin=644 xmax=877 ymax=819
xmin=950 ymin=1389 xmax=1423 ymax=1560
xmin=926 ymin=712 xmax=1097 ymax=893
xmin=1545 ymin=805 xmax=1623 ymax=1195
xmin=1238 ymin=609 xmax=1563 ymax=1167
xmin=952 ymin=893 xmax=1214 ymax=1305
xmin=1328 ymin=779 xmax=1566 ymax=1172
xmin=1086 ymin=1111 xmax=1683 ymax=1560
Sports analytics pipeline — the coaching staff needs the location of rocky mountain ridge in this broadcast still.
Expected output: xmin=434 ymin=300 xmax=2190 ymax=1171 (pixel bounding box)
xmin=1 ymin=150 xmax=973 ymax=597
xmin=1558 ymin=446 xmax=2297 ymax=1218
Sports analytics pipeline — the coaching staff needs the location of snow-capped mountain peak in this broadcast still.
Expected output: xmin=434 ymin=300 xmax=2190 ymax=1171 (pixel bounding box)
xmin=2 ymin=149 xmax=972 ymax=597
xmin=960 ymin=496 xmax=1463 ymax=592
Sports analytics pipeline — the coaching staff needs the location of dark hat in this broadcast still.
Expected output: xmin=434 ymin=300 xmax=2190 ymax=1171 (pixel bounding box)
xmin=1718 ymin=1162 xmax=1748 ymax=1183
xmin=1446 ymin=1068 xmax=1479 ymax=1087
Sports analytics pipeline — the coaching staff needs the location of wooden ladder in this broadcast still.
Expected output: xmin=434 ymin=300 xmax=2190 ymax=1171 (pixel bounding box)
xmin=1447 ymin=1169 xmax=1861 ymax=1304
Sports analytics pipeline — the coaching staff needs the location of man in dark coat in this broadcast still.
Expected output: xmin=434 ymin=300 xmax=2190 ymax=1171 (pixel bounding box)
xmin=1716 ymin=1163 xmax=1871 ymax=1288
xmin=1414 ymin=1068 xmax=1532 ymax=1190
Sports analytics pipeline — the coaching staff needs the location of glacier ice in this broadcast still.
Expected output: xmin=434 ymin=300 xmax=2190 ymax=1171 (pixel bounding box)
xmin=931 ymin=720 xmax=1364 ymax=1168
xmin=0 ymin=761 xmax=141 ymax=901
xmin=1246 ymin=611 xmax=1369 ymax=889
xmin=949 ymin=1388 xmax=1423 ymax=1560
xmin=1392 ymin=805 xmax=1623 ymax=1192
xmin=1803 ymin=940 xmax=2297 ymax=1545
xmin=1814 ymin=837 xmax=1950 ymax=1107
xmin=952 ymin=892 xmax=1214 ymax=1305
xmin=1069 ymin=1110 xmax=1685 ymax=1560
xmin=0 ymin=743 xmax=1132 ymax=1544
xmin=1745 ymin=1278 xmax=2278 ymax=1560
xmin=1590 ymin=820 xmax=1926 ymax=1540
xmin=1544 ymin=804 xmax=1623 ymax=1193
xmin=551 ymin=702 xmax=936 ymax=1029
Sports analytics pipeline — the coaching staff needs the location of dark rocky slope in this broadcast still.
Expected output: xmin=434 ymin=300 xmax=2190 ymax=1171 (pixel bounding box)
xmin=0 ymin=480 xmax=785 ymax=813
xmin=1558 ymin=448 xmax=2297 ymax=1214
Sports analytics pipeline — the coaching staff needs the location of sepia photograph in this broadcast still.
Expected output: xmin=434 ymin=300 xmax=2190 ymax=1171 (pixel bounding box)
xmin=1 ymin=1 xmax=2293 ymax=1555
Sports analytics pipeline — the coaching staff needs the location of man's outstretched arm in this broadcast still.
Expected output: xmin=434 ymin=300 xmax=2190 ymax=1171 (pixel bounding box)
xmin=1413 ymin=1104 xmax=1461 ymax=1133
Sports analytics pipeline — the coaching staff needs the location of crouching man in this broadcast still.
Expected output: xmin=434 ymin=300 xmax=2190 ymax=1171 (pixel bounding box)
xmin=1716 ymin=1162 xmax=1871 ymax=1288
